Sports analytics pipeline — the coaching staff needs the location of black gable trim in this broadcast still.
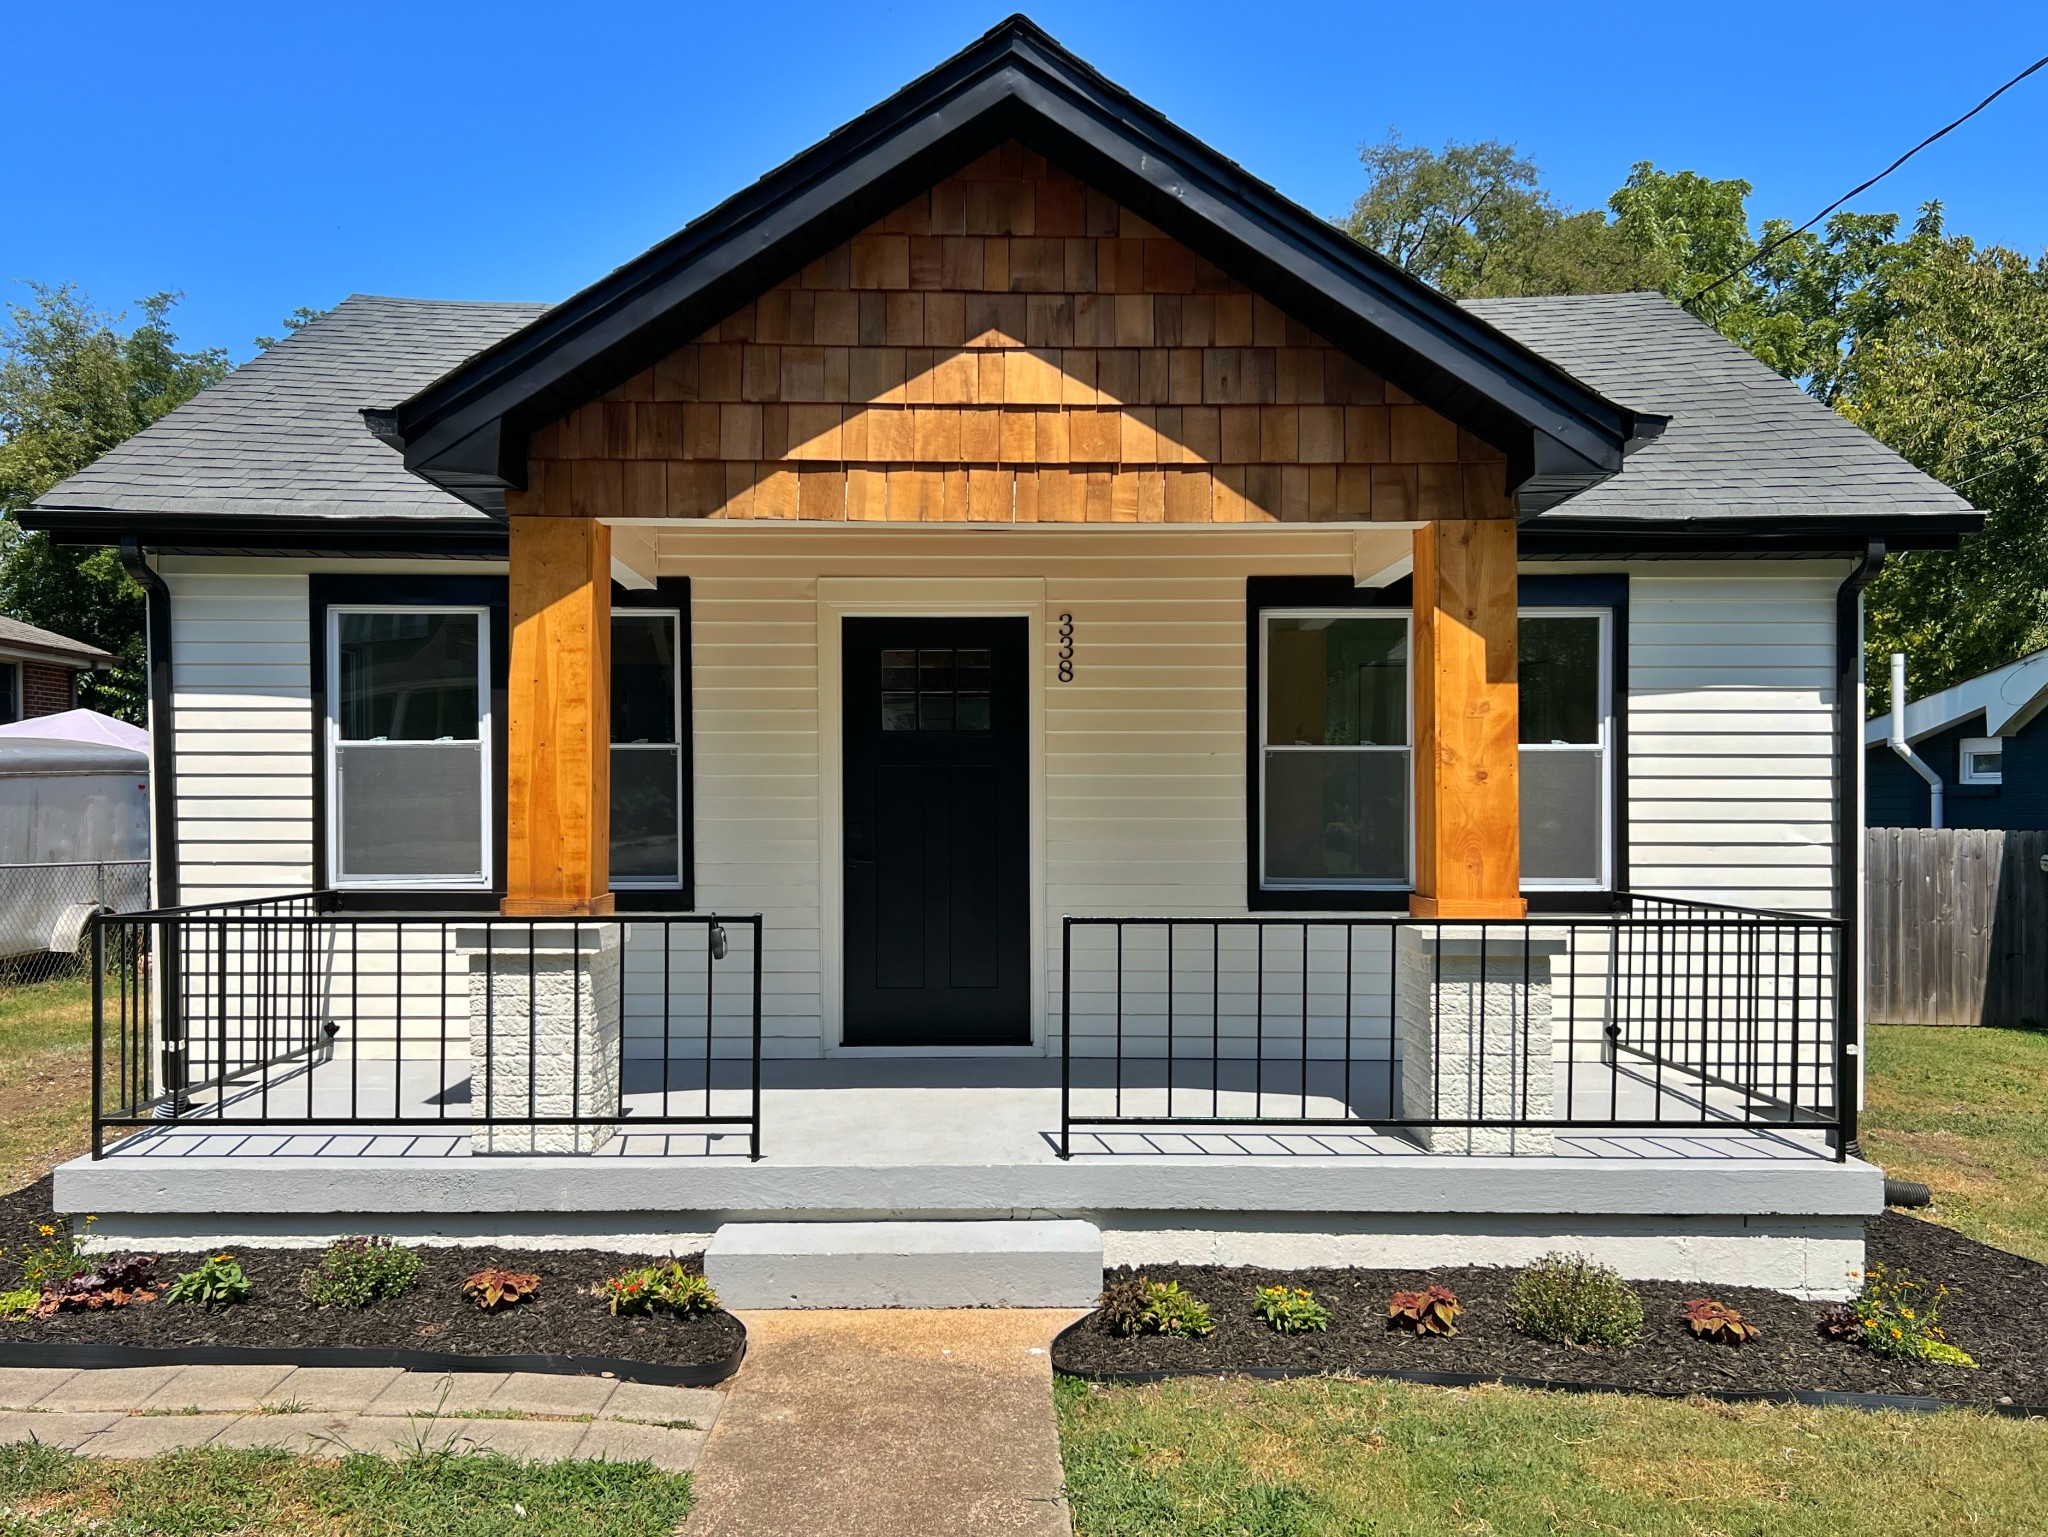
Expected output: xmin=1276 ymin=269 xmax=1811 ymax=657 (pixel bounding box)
xmin=391 ymin=16 xmax=1641 ymax=517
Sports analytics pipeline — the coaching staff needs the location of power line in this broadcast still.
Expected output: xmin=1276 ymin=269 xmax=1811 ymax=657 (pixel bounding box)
xmin=1683 ymin=51 xmax=2048 ymax=310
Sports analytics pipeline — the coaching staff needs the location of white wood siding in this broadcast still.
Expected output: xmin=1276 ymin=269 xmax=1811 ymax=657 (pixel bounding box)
xmin=163 ymin=567 xmax=316 ymax=902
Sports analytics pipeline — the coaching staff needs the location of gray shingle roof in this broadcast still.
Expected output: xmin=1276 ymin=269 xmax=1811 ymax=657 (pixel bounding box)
xmin=30 ymin=288 xmax=1972 ymax=530
xmin=1465 ymin=291 xmax=1973 ymax=523
xmin=0 ymin=617 xmax=114 ymax=664
xmin=31 ymin=295 xmax=544 ymax=523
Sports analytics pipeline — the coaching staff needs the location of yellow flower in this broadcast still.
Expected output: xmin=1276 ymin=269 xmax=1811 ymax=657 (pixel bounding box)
xmin=36 ymin=1225 xmax=54 ymax=1238
xmin=84 ymin=1215 xmax=97 ymax=1224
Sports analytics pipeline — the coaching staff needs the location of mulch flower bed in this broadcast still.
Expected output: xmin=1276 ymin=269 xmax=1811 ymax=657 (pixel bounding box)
xmin=0 ymin=1177 xmax=742 ymax=1375
xmin=1055 ymin=1213 xmax=2048 ymax=1410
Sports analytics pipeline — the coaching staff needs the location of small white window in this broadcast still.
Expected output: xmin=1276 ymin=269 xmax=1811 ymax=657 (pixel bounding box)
xmin=327 ymin=607 xmax=491 ymax=890
xmin=1259 ymin=612 xmax=1412 ymax=889
xmin=1960 ymin=736 xmax=2003 ymax=786
xmin=1519 ymin=610 xmax=1613 ymax=890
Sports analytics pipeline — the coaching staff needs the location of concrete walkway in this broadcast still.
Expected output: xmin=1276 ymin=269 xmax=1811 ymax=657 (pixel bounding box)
xmin=683 ymin=1309 xmax=1085 ymax=1537
xmin=0 ymin=1365 xmax=721 ymax=1470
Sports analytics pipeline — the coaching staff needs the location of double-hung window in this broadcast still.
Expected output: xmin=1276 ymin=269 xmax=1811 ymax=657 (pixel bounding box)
xmin=1259 ymin=612 xmax=1412 ymax=889
xmin=611 ymin=607 xmax=687 ymax=888
xmin=1517 ymin=610 xmax=1612 ymax=890
xmin=328 ymin=607 xmax=491 ymax=890
xmin=1253 ymin=590 xmax=1617 ymax=902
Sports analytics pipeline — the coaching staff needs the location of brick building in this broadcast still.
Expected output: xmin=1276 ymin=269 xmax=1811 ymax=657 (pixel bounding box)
xmin=0 ymin=617 xmax=115 ymax=723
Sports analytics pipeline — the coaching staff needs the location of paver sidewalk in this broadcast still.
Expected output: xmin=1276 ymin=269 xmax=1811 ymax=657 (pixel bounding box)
xmin=683 ymin=1309 xmax=1085 ymax=1537
xmin=0 ymin=1365 xmax=722 ymax=1470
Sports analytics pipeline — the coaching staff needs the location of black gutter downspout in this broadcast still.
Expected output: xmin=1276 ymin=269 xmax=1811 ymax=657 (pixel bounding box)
xmin=118 ymin=536 xmax=185 ymax=1111
xmin=1833 ymin=539 xmax=1885 ymax=1161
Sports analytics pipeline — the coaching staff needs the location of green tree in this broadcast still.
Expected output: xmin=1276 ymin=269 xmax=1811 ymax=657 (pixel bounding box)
xmin=0 ymin=284 xmax=230 ymax=719
xmin=1340 ymin=133 xmax=1655 ymax=298
xmin=1343 ymin=135 xmax=2048 ymax=699
xmin=1849 ymin=234 xmax=2048 ymax=697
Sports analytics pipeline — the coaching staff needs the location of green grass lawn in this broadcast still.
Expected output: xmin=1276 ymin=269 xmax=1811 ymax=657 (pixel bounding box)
xmin=1861 ymin=1023 xmax=2048 ymax=1261
xmin=1057 ymin=1375 xmax=2048 ymax=1537
xmin=0 ymin=1441 xmax=692 ymax=1537
xmin=1056 ymin=1025 xmax=2048 ymax=1537
xmin=0 ymin=974 xmax=92 ymax=1191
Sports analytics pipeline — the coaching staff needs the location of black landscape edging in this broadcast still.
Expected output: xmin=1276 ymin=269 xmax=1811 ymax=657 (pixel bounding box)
xmin=1049 ymin=1316 xmax=2046 ymax=1419
xmin=0 ymin=1329 xmax=745 ymax=1389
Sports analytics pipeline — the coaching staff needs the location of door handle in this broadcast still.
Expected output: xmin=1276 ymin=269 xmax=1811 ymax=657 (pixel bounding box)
xmin=848 ymin=856 xmax=876 ymax=868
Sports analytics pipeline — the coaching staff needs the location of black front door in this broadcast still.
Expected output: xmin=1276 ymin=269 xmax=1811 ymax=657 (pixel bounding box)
xmin=842 ymin=617 xmax=1030 ymax=1046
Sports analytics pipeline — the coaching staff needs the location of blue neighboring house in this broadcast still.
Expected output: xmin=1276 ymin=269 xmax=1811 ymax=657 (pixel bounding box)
xmin=1866 ymin=648 xmax=2048 ymax=829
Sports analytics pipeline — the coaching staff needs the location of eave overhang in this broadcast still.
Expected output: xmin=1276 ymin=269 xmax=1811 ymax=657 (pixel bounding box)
xmin=389 ymin=15 xmax=1645 ymax=519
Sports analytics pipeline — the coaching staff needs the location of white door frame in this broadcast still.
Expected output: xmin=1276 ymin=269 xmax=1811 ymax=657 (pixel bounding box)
xmin=816 ymin=577 xmax=1049 ymax=1056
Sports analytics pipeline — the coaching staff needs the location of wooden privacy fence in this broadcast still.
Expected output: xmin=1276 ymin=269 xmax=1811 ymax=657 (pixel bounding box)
xmin=1865 ymin=827 xmax=2048 ymax=1028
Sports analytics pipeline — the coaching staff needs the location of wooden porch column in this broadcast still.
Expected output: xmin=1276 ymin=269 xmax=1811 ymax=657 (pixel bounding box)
xmin=504 ymin=516 xmax=613 ymax=915
xmin=1411 ymin=518 xmax=1525 ymax=918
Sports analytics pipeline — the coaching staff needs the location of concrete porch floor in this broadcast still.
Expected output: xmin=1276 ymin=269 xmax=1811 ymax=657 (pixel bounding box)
xmin=87 ymin=1053 xmax=1838 ymax=1165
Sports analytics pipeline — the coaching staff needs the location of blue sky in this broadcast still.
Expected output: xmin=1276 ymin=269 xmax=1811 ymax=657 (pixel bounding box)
xmin=7 ymin=2 xmax=2046 ymax=363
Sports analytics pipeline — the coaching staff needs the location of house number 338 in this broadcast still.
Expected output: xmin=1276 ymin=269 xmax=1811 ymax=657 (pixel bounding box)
xmin=1056 ymin=613 xmax=1075 ymax=683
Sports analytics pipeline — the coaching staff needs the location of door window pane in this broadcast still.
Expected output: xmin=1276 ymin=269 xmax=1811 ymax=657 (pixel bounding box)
xmin=337 ymin=613 xmax=479 ymax=741
xmin=1520 ymin=750 xmax=1603 ymax=883
xmin=1520 ymin=616 xmax=1601 ymax=744
xmin=1266 ymin=616 xmax=1407 ymax=746
xmin=1264 ymin=749 xmax=1409 ymax=884
xmin=613 ymin=613 xmax=678 ymax=744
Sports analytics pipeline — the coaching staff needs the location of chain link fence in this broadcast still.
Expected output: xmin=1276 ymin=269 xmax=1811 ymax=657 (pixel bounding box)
xmin=0 ymin=861 xmax=151 ymax=988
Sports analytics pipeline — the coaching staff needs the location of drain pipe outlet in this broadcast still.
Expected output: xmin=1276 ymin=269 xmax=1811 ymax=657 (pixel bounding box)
xmin=1887 ymin=652 xmax=1943 ymax=830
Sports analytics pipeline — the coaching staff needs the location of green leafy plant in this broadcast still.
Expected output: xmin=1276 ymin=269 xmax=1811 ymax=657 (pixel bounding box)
xmin=598 ymin=1262 xmax=718 ymax=1318
xmin=463 ymin=1267 xmax=540 ymax=1311
xmin=1683 ymin=1297 xmax=1758 ymax=1345
xmin=0 ymin=1287 xmax=39 ymax=1319
xmin=35 ymin=1255 xmax=159 ymax=1317
xmin=166 ymin=1254 xmax=251 ymax=1311
xmin=1387 ymin=1285 xmax=1461 ymax=1337
xmin=1847 ymin=1264 xmax=1975 ymax=1367
xmin=20 ymin=1215 xmax=96 ymax=1291
xmin=300 ymin=1236 xmax=421 ymax=1309
xmin=1096 ymin=1276 xmax=1213 ymax=1338
xmin=1145 ymin=1281 xmax=1214 ymax=1339
xmin=1252 ymin=1285 xmax=1331 ymax=1335
xmin=1510 ymin=1252 xmax=1643 ymax=1349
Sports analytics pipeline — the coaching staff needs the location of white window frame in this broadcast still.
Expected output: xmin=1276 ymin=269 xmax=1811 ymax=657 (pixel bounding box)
xmin=1258 ymin=609 xmax=1414 ymax=892
xmin=1959 ymin=735 xmax=2004 ymax=786
xmin=610 ymin=606 xmax=687 ymax=890
xmin=0 ymin=661 xmax=19 ymax=726
xmin=1518 ymin=606 xmax=1613 ymax=892
xmin=325 ymin=604 xmax=493 ymax=892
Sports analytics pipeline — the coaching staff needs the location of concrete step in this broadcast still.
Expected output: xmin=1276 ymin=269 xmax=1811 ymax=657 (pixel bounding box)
xmin=704 ymin=1219 xmax=1103 ymax=1308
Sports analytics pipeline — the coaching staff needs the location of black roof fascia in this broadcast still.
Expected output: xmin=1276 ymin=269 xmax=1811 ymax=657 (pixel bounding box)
xmin=1520 ymin=511 xmax=1982 ymax=559
xmin=391 ymin=16 xmax=1639 ymax=518
xmin=18 ymin=508 xmax=508 ymax=559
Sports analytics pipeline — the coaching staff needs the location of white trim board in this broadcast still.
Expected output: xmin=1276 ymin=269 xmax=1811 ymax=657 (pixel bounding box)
xmin=815 ymin=577 xmax=1050 ymax=1055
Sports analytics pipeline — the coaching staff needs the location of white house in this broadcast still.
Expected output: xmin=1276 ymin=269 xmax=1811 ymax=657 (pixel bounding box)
xmin=26 ymin=20 xmax=1979 ymax=1300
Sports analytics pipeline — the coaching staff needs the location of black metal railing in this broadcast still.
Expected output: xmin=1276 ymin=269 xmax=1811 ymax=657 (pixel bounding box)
xmin=89 ymin=895 xmax=764 ymax=1159
xmin=1058 ymin=896 xmax=1847 ymax=1159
